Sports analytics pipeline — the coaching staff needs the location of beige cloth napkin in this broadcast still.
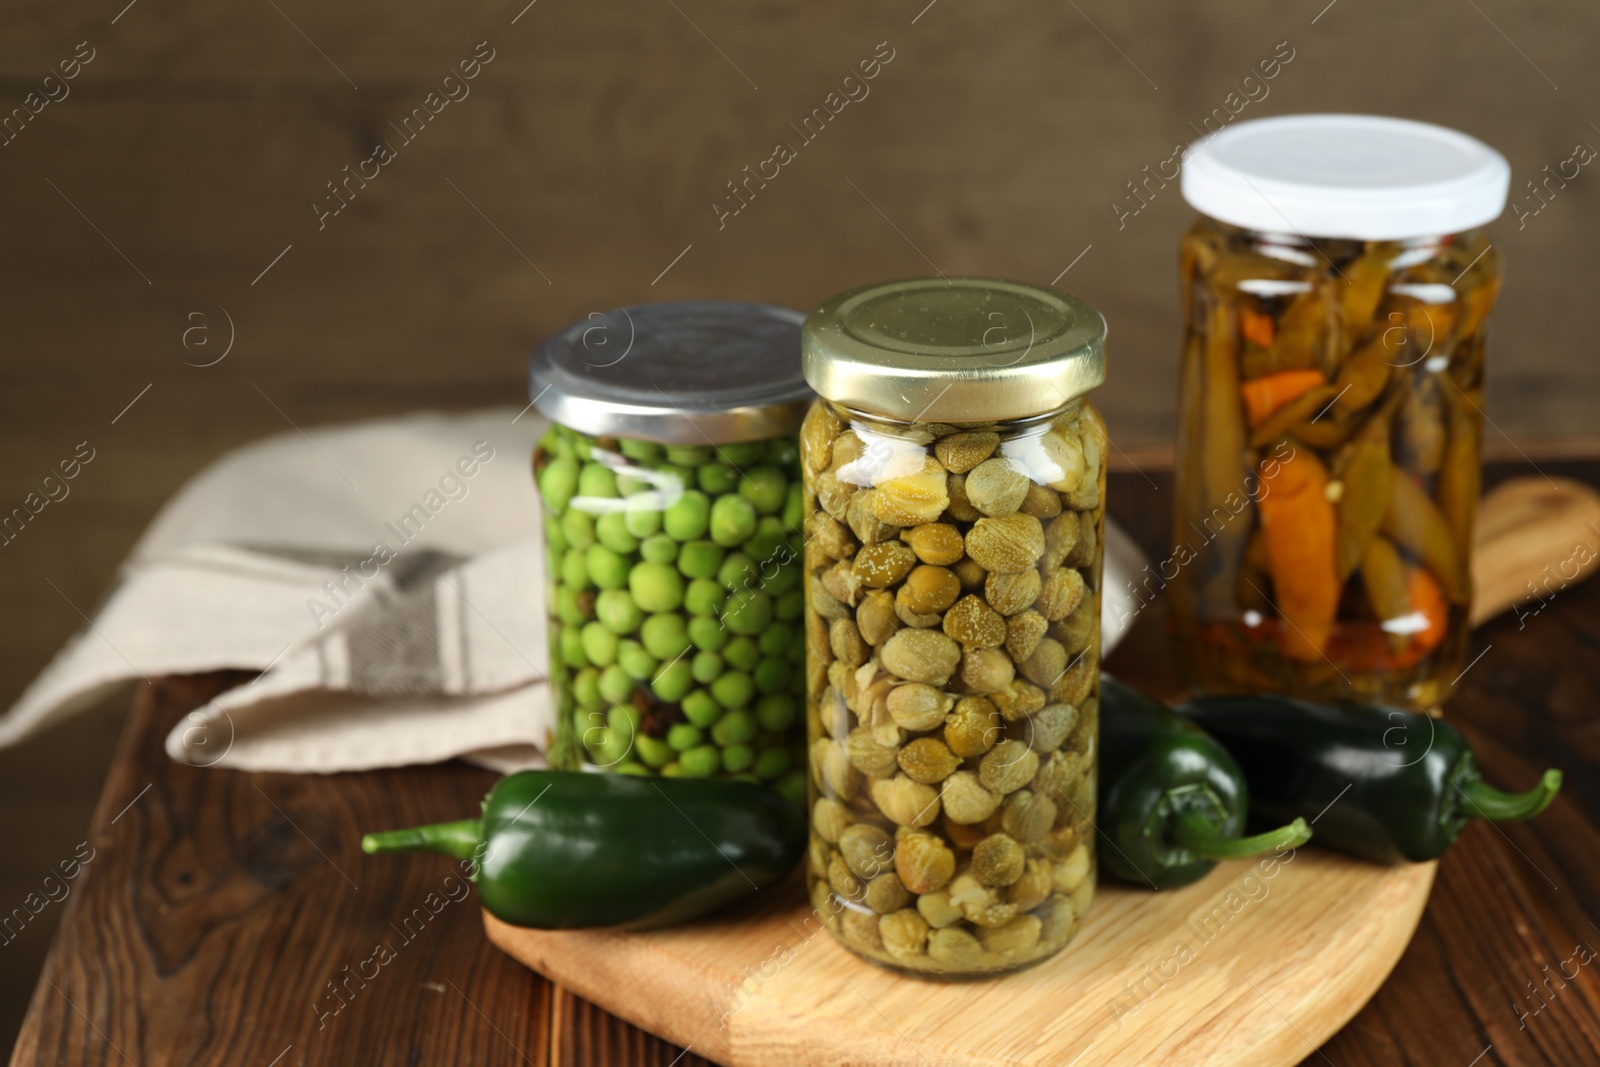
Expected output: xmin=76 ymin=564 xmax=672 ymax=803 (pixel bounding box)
xmin=0 ymin=407 xmax=1146 ymax=774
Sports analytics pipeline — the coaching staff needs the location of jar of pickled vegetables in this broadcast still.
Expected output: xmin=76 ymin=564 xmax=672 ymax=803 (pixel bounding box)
xmin=1169 ymin=115 xmax=1510 ymax=708
xmin=798 ymin=278 xmax=1107 ymax=976
xmin=529 ymin=301 xmax=812 ymax=798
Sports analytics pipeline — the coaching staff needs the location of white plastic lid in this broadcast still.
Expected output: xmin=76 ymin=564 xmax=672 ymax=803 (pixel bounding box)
xmin=1181 ymin=114 xmax=1510 ymax=240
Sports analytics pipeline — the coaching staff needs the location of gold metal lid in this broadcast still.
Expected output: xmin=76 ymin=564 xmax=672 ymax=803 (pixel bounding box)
xmin=801 ymin=278 xmax=1106 ymax=423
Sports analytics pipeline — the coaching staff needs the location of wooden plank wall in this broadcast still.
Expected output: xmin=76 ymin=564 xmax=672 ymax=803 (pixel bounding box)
xmin=1 ymin=0 xmax=1596 ymax=1049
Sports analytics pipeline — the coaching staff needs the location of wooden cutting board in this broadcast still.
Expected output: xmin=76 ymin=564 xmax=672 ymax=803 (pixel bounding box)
xmin=484 ymin=475 xmax=1598 ymax=1066
xmin=486 ymin=854 xmax=1435 ymax=1067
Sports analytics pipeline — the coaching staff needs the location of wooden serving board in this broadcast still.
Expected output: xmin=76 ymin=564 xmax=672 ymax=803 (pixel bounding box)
xmin=487 ymin=853 xmax=1434 ymax=1067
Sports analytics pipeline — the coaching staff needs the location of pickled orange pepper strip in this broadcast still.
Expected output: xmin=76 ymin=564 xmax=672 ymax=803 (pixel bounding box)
xmin=1240 ymin=369 xmax=1327 ymax=428
xmin=1257 ymin=446 xmax=1340 ymax=661
xmin=1240 ymin=307 xmax=1276 ymax=348
xmin=1405 ymin=566 xmax=1449 ymax=657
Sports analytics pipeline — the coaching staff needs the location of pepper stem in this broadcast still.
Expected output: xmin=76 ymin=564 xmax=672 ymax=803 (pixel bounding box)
xmin=1459 ymin=770 xmax=1563 ymax=822
xmin=1171 ymin=811 xmax=1312 ymax=860
xmin=361 ymin=819 xmax=482 ymax=861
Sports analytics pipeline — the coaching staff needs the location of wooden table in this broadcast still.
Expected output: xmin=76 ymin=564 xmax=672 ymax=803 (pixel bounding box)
xmin=11 ymin=461 xmax=1600 ymax=1067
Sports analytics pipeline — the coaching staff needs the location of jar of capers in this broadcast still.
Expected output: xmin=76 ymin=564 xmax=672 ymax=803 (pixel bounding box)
xmin=530 ymin=301 xmax=812 ymax=799
xmin=799 ymin=279 xmax=1107 ymax=976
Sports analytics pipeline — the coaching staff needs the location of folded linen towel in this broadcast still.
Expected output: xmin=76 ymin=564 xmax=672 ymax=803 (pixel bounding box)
xmin=0 ymin=407 xmax=1146 ymax=774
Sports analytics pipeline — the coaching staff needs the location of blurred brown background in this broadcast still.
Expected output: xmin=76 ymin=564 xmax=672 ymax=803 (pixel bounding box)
xmin=1 ymin=0 xmax=1595 ymax=1048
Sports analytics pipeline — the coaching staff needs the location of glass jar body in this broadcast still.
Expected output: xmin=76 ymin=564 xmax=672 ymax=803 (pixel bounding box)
xmin=533 ymin=421 xmax=808 ymax=797
xmin=1169 ymin=216 xmax=1501 ymax=708
xmin=799 ymin=396 xmax=1105 ymax=977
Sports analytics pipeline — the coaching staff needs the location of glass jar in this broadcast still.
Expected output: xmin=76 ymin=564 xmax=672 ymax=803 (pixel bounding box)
xmin=529 ymin=301 xmax=812 ymax=799
xmin=1169 ymin=115 xmax=1510 ymax=708
xmin=798 ymin=278 xmax=1107 ymax=977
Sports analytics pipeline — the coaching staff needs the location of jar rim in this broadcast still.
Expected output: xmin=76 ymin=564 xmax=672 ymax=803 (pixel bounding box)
xmin=802 ymin=277 xmax=1106 ymax=424
xmin=1181 ymin=114 xmax=1510 ymax=241
xmin=529 ymin=300 xmax=812 ymax=444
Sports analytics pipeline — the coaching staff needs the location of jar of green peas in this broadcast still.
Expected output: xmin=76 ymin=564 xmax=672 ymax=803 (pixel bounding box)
xmin=529 ymin=301 xmax=812 ymax=798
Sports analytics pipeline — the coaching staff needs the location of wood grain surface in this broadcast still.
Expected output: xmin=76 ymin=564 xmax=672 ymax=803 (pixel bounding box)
xmin=10 ymin=462 xmax=1600 ymax=1066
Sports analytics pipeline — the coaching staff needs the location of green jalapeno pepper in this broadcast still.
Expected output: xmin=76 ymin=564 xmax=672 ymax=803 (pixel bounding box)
xmin=1180 ymin=695 xmax=1562 ymax=864
xmin=362 ymin=770 xmax=805 ymax=928
xmin=1100 ymin=677 xmax=1312 ymax=889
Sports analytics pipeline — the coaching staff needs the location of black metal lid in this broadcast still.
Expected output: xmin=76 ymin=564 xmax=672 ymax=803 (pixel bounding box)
xmin=528 ymin=301 xmax=811 ymax=444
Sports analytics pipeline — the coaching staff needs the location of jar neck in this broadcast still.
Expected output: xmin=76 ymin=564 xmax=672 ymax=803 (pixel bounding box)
xmin=820 ymin=397 xmax=1083 ymax=439
xmin=1197 ymin=216 xmax=1484 ymax=266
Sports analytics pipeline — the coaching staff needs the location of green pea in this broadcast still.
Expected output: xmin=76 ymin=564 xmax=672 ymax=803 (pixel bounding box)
xmin=549 ymin=432 xmax=575 ymax=459
xmin=681 ymin=689 xmax=723 ymax=728
xmin=666 ymin=722 xmax=703 ymax=751
xmin=753 ymin=745 xmax=792 ymax=780
xmin=775 ymin=589 xmax=805 ymax=621
xmin=558 ymin=626 xmax=589 ymax=669
xmin=629 ymin=561 xmax=684 ymax=613
xmin=569 ymin=433 xmax=594 ymax=461
xmin=767 ymin=438 xmax=799 ymax=468
xmin=543 ymin=512 xmax=569 ymax=554
xmin=586 ymin=544 xmax=629 ymax=590
xmin=758 ymin=622 xmax=795 ymax=657
xmin=722 ymin=589 xmax=773 ymax=636
xmin=538 ymin=457 xmax=579 ymax=512
xmin=684 ymin=579 xmax=726 ymax=618
xmin=718 ymin=552 xmax=755 ymax=592
xmin=711 ymin=708 xmax=757 ymax=746
xmin=719 ymin=440 xmax=767 ymax=465
xmin=595 ymin=511 xmax=638 ymax=554
xmin=755 ymin=692 xmax=797 ymax=732
xmin=663 ymin=490 xmax=711 ymax=541
xmin=710 ymin=495 xmax=758 ymax=548
xmin=688 ymin=616 xmax=728 ymax=652
xmin=608 ymin=703 xmax=642 ymax=737
xmin=560 ymin=548 xmax=592 ymax=590
xmin=665 ymin=445 xmax=713 ymax=466
xmin=783 ymin=480 xmax=804 ymax=532
xmin=762 ymin=558 xmax=801 ymax=596
xmin=573 ymin=667 xmax=602 ymax=708
xmin=614 ymin=762 xmax=650 ymax=776
xmin=775 ymin=769 xmax=806 ymax=805
xmin=598 ymin=663 xmax=634 ymax=704
xmin=710 ymin=671 xmax=755 ymax=710
xmin=555 ymin=585 xmax=589 ymax=626
xmin=679 ymin=744 xmax=721 ymax=778
xmin=597 ymin=728 xmax=632 ymax=765
xmin=623 ymin=501 xmax=662 ymax=539
xmin=659 ymin=761 xmax=685 ymax=777
xmin=739 ymin=466 xmax=788 ymax=516
xmin=723 ymin=635 xmax=760 ymax=673
xmin=721 ymin=744 xmax=755 ymax=774
xmin=640 ymin=613 xmax=691 ymax=659
xmin=754 ymin=657 xmax=791 ymax=694
xmin=618 ymin=438 xmax=664 ymax=462
xmin=595 ymin=588 xmax=643 ymax=635
xmin=651 ymin=658 xmax=694 ymax=703
xmin=617 ymin=639 xmax=658 ymax=681
xmin=561 ymin=508 xmax=596 ymax=550
xmin=677 ymin=540 xmax=725 ymax=580
xmin=639 ymin=534 xmax=679 ymax=565
xmin=577 ymin=462 xmax=619 ymax=499
xmin=743 ymin=516 xmax=788 ymax=563
xmin=576 ymin=707 xmax=605 ymax=733
xmin=691 ymin=651 xmax=724 ymax=684
xmin=697 ymin=464 xmax=739 ymax=495
xmin=580 ymin=622 xmax=619 ymax=667
xmin=635 ymin=734 xmax=674 ymax=768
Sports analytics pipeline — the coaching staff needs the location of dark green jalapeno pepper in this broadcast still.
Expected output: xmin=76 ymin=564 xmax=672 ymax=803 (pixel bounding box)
xmin=362 ymin=770 xmax=805 ymax=928
xmin=1100 ymin=676 xmax=1312 ymax=889
xmin=1180 ymin=695 xmax=1562 ymax=864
